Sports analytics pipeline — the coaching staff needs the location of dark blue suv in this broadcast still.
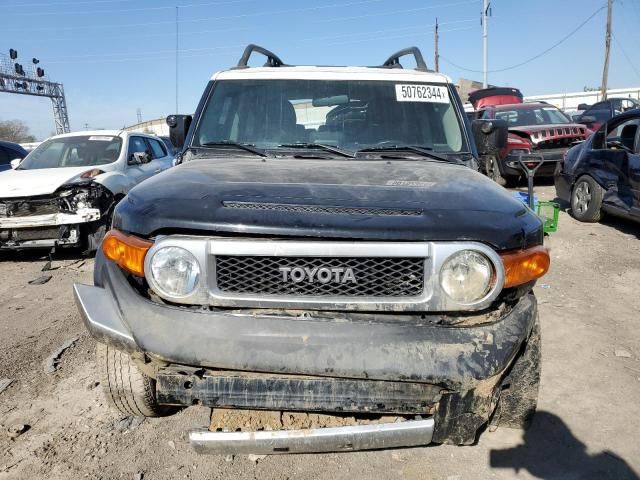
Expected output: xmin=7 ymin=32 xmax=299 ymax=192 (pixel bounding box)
xmin=555 ymin=108 xmax=640 ymax=224
xmin=0 ymin=140 xmax=29 ymax=172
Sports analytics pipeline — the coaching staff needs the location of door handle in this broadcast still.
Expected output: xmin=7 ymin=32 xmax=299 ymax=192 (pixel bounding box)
xmin=154 ymin=168 xmax=161 ymax=173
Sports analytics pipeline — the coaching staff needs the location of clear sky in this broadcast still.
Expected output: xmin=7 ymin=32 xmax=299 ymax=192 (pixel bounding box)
xmin=1 ymin=0 xmax=639 ymax=140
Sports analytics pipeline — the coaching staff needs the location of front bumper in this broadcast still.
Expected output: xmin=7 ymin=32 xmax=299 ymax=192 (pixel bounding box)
xmin=190 ymin=418 xmax=435 ymax=454
xmin=75 ymin=255 xmax=538 ymax=447
xmin=0 ymin=208 xmax=100 ymax=229
xmin=0 ymin=208 xmax=100 ymax=249
xmin=76 ymin=257 xmax=537 ymax=388
xmin=502 ymin=154 xmax=559 ymax=178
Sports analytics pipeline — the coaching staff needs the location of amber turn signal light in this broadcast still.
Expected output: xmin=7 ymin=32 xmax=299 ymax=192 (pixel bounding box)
xmin=101 ymin=229 xmax=153 ymax=277
xmin=500 ymin=246 xmax=550 ymax=288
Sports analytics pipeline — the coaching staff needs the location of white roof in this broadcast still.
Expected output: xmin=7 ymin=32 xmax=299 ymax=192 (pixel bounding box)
xmin=51 ymin=129 xmax=125 ymax=139
xmin=49 ymin=130 xmax=160 ymax=140
xmin=213 ymin=66 xmax=452 ymax=84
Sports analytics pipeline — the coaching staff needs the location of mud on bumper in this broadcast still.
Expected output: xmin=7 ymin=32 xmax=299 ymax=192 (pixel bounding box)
xmin=75 ymin=255 xmax=539 ymax=446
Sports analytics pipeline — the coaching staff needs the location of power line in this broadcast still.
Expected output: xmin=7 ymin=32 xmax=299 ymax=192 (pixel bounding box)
xmin=44 ymin=24 xmax=475 ymax=65
xmin=612 ymin=32 xmax=640 ymax=81
xmin=45 ymin=20 xmax=475 ymax=63
xmin=5 ymin=0 xmax=131 ymax=7
xmin=315 ymin=0 xmax=476 ymax=23
xmin=6 ymin=0 xmax=390 ymax=32
xmin=440 ymin=4 xmax=606 ymax=74
xmin=6 ymin=0 xmax=259 ymax=16
xmin=43 ymin=24 xmax=253 ymax=43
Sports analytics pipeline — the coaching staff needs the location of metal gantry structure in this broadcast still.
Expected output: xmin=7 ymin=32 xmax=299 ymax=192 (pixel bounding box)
xmin=0 ymin=50 xmax=70 ymax=134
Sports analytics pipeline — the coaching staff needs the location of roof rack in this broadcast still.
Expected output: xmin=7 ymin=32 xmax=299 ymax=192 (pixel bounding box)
xmin=381 ymin=47 xmax=429 ymax=71
xmin=234 ymin=44 xmax=286 ymax=69
xmin=232 ymin=44 xmax=431 ymax=72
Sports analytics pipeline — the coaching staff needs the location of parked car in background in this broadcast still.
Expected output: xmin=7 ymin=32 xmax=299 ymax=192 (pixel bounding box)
xmin=470 ymin=87 xmax=590 ymax=186
xmin=577 ymin=97 xmax=640 ymax=132
xmin=0 ymin=130 xmax=174 ymax=251
xmin=0 ymin=140 xmax=28 ymax=172
xmin=563 ymin=109 xmax=585 ymax=123
xmin=555 ymin=108 xmax=640 ymax=224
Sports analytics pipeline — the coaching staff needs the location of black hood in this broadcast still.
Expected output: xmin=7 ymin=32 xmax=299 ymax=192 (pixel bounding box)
xmin=114 ymin=156 xmax=542 ymax=250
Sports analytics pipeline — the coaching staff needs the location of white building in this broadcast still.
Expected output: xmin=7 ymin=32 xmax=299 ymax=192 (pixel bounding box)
xmin=123 ymin=117 xmax=170 ymax=137
xmin=524 ymin=87 xmax=640 ymax=110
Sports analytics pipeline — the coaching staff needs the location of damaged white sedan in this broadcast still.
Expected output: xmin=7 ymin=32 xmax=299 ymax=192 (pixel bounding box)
xmin=0 ymin=130 xmax=174 ymax=251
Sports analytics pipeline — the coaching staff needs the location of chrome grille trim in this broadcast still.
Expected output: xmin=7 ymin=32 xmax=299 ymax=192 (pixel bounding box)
xmin=144 ymin=237 xmax=505 ymax=312
xmin=216 ymin=255 xmax=425 ymax=297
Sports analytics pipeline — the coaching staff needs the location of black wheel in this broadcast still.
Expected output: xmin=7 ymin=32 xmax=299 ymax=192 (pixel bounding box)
xmin=493 ymin=318 xmax=541 ymax=429
xmin=96 ymin=343 xmax=175 ymax=418
xmin=85 ymin=195 xmax=122 ymax=253
xmin=485 ymin=155 xmax=518 ymax=188
xmin=570 ymin=175 xmax=603 ymax=222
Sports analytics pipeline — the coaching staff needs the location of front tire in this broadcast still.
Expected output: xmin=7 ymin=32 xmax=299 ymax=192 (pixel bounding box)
xmin=571 ymin=175 xmax=603 ymax=222
xmin=485 ymin=155 xmax=518 ymax=188
xmin=96 ymin=343 xmax=174 ymax=418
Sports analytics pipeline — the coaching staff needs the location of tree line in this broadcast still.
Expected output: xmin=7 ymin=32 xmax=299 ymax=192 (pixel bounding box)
xmin=0 ymin=120 xmax=36 ymax=143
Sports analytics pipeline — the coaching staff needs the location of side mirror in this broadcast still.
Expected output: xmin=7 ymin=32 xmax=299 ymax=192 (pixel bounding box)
xmin=10 ymin=158 xmax=21 ymax=169
xmin=167 ymin=114 xmax=192 ymax=151
xmin=577 ymin=103 xmax=590 ymax=111
xmin=578 ymin=115 xmax=596 ymax=125
xmin=472 ymin=119 xmax=508 ymax=156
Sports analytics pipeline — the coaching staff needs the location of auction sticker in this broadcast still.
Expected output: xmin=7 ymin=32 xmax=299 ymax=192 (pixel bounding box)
xmin=395 ymin=84 xmax=449 ymax=103
xmin=88 ymin=136 xmax=114 ymax=141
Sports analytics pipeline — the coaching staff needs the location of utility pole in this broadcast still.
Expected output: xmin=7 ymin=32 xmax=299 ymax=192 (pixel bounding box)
xmin=600 ymin=0 xmax=612 ymax=101
xmin=482 ymin=0 xmax=490 ymax=88
xmin=137 ymin=108 xmax=142 ymax=124
xmin=434 ymin=18 xmax=439 ymax=72
xmin=175 ymin=6 xmax=179 ymax=113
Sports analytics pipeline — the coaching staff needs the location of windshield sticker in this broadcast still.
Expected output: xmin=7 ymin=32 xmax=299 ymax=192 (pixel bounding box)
xmin=395 ymin=84 xmax=449 ymax=103
xmin=387 ymin=180 xmax=436 ymax=187
xmin=88 ymin=136 xmax=114 ymax=141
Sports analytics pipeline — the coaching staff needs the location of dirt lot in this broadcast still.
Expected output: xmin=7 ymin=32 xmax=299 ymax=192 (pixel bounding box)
xmin=1 ymin=184 xmax=639 ymax=480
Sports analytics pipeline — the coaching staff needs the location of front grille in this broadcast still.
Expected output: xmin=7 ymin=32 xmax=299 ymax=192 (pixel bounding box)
xmin=537 ymin=137 xmax=581 ymax=149
xmin=12 ymin=227 xmax=61 ymax=241
xmin=223 ymin=201 xmax=422 ymax=217
xmin=215 ymin=256 xmax=424 ymax=297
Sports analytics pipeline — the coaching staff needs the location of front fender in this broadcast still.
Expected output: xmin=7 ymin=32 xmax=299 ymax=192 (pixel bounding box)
xmin=94 ymin=171 xmax=135 ymax=197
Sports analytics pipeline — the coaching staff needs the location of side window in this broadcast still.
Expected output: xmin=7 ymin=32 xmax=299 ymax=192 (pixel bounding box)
xmin=127 ymin=136 xmax=148 ymax=159
xmin=606 ymin=118 xmax=640 ymax=151
xmin=148 ymin=138 xmax=167 ymax=159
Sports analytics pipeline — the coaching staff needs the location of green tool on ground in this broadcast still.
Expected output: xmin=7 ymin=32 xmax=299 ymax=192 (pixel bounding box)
xmin=516 ymin=154 xmax=560 ymax=234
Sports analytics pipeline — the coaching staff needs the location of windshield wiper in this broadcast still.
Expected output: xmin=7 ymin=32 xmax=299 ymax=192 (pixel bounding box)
xmin=200 ymin=140 xmax=267 ymax=157
xmin=356 ymin=145 xmax=454 ymax=163
xmin=277 ymin=143 xmax=356 ymax=158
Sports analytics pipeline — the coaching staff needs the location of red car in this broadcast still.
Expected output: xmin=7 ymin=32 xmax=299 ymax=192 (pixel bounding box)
xmin=470 ymin=88 xmax=590 ymax=186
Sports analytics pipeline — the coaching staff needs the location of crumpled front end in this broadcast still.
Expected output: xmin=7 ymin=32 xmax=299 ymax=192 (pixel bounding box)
xmin=0 ymin=182 xmax=112 ymax=250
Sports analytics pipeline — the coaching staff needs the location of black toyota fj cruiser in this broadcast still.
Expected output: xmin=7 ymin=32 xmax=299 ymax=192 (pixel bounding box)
xmin=74 ymin=45 xmax=549 ymax=454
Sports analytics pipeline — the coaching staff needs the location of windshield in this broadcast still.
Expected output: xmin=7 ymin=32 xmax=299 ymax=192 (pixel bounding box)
xmin=194 ymin=79 xmax=467 ymax=154
xmin=494 ymin=106 xmax=572 ymax=127
xmin=18 ymin=135 xmax=122 ymax=170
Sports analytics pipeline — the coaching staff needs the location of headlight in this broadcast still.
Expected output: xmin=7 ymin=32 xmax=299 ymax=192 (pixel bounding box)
xmin=149 ymin=246 xmax=200 ymax=297
xmin=440 ymin=250 xmax=494 ymax=304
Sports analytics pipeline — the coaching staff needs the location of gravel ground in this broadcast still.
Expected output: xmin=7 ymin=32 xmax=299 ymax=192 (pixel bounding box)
xmin=1 ymin=184 xmax=639 ymax=480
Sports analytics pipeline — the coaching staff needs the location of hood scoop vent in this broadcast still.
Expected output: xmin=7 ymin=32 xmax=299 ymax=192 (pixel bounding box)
xmin=222 ymin=201 xmax=422 ymax=217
